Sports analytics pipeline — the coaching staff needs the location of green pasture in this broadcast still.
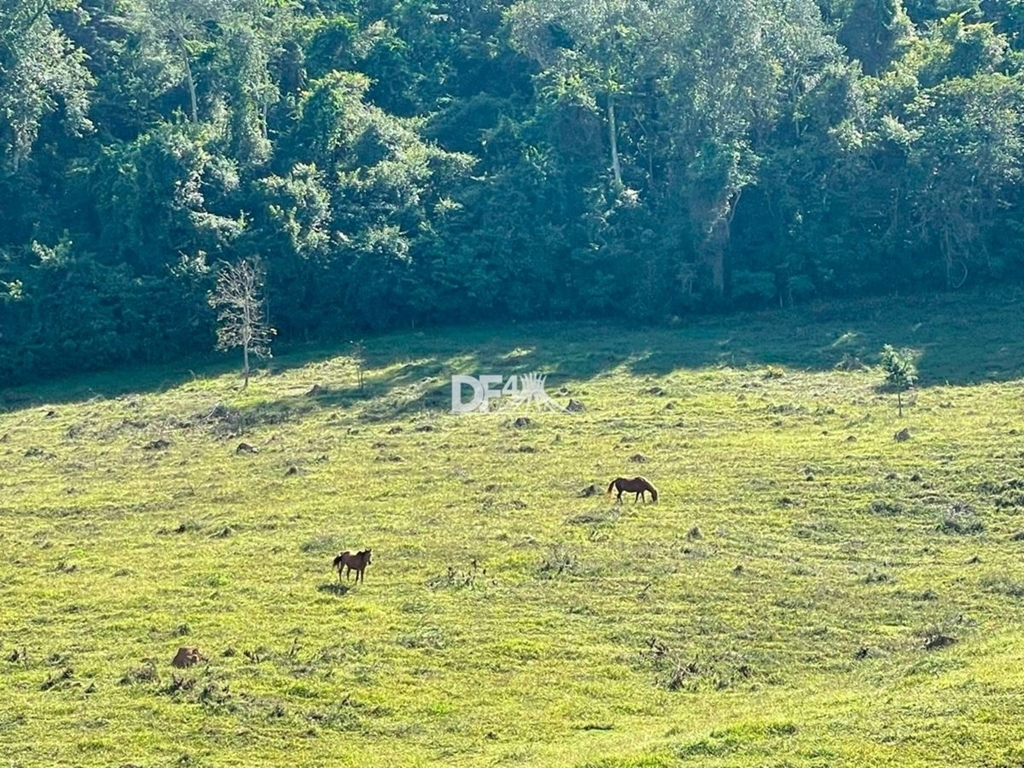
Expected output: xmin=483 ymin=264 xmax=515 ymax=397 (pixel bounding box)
xmin=3 ymin=292 xmax=1024 ymax=766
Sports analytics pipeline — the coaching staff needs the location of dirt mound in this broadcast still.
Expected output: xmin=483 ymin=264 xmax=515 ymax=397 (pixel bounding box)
xmin=171 ymin=647 xmax=204 ymax=668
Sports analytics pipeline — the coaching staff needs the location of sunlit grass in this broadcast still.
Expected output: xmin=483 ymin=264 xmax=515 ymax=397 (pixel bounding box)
xmin=3 ymin=293 xmax=1024 ymax=766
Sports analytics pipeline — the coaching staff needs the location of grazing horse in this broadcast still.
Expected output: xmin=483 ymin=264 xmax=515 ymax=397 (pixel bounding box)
xmin=333 ymin=549 xmax=373 ymax=583
xmin=607 ymin=476 xmax=659 ymax=503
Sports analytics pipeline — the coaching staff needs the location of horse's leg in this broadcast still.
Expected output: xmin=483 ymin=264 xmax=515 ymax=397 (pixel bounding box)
xmin=634 ymin=491 xmax=640 ymax=503
xmin=616 ymin=488 xmax=624 ymax=504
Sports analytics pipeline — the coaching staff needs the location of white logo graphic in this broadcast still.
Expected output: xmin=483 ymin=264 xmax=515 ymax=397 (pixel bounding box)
xmin=451 ymin=373 xmax=567 ymax=414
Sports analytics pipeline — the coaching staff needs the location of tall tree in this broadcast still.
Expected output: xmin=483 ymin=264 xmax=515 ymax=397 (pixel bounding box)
xmin=838 ymin=0 xmax=914 ymax=76
xmin=209 ymin=257 xmax=274 ymax=389
xmin=509 ymin=0 xmax=843 ymax=298
xmin=508 ymin=0 xmax=656 ymax=190
xmin=0 ymin=0 xmax=93 ymax=170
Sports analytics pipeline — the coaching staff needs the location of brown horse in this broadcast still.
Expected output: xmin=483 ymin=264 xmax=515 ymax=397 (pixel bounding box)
xmin=333 ymin=549 xmax=373 ymax=583
xmin=607 ymin=477 xmax=659 ymax=503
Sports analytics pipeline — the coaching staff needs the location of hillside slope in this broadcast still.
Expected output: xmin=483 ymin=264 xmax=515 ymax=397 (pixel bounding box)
xmin=3 ymin=294 xmax=1024 ymax=766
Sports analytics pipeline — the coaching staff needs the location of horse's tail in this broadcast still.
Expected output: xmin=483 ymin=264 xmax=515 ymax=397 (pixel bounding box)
xmin=332 ymin=553 xmax=345 ymax=569
xmin=607 ymin=479 xmax=617 ymax=495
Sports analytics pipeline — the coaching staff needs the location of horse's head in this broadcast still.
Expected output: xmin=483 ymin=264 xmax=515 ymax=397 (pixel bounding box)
xmin=362 ymin=548 xmax=373 ymax=565
xmin=651 ymin=488 xmax=659 ymax=502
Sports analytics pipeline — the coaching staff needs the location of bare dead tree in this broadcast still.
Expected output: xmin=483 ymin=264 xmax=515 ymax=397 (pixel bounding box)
xmin=208 ymin=259 xmax=275 ymax=389
xmin=350 ymin=339 xmax=365 ymax=390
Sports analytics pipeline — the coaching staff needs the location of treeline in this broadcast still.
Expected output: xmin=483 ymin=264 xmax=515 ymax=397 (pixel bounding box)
xmin=2 ymin=0 xmax=1024 ymax=383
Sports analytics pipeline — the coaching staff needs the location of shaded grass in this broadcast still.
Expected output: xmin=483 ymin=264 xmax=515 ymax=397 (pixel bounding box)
xmin=7 ymin=286 xmax=1024 ymax=416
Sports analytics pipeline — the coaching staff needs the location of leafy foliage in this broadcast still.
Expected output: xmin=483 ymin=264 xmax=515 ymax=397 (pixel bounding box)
xmin=7 ymin=0 xmax=1024 ymax=383
xmin=880 ymin=343 xmax=918 ymax=415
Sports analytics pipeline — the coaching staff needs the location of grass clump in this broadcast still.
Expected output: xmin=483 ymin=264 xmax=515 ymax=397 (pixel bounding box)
xmin=939 ymin=500 xmax=984 ymax=534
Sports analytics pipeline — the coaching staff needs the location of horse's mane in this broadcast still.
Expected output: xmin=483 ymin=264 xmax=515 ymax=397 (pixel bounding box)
xmin=336 ymin=549 xmax=371 ymax=564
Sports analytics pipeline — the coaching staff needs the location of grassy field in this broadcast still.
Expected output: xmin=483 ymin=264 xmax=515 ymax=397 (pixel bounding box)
xmin=4 ymin=291 xmax=1024 ymax=767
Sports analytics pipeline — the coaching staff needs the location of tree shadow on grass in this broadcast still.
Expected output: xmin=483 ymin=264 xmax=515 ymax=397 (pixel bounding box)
xmin=621 ymin=289 xmax=1024 ymax=388
xmin=4 ymin=288 xmax=1024 ymax=415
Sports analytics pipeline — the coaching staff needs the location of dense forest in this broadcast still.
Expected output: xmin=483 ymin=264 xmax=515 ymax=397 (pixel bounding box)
xmin=2 ymin=0 xmax=1024 ymax=383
